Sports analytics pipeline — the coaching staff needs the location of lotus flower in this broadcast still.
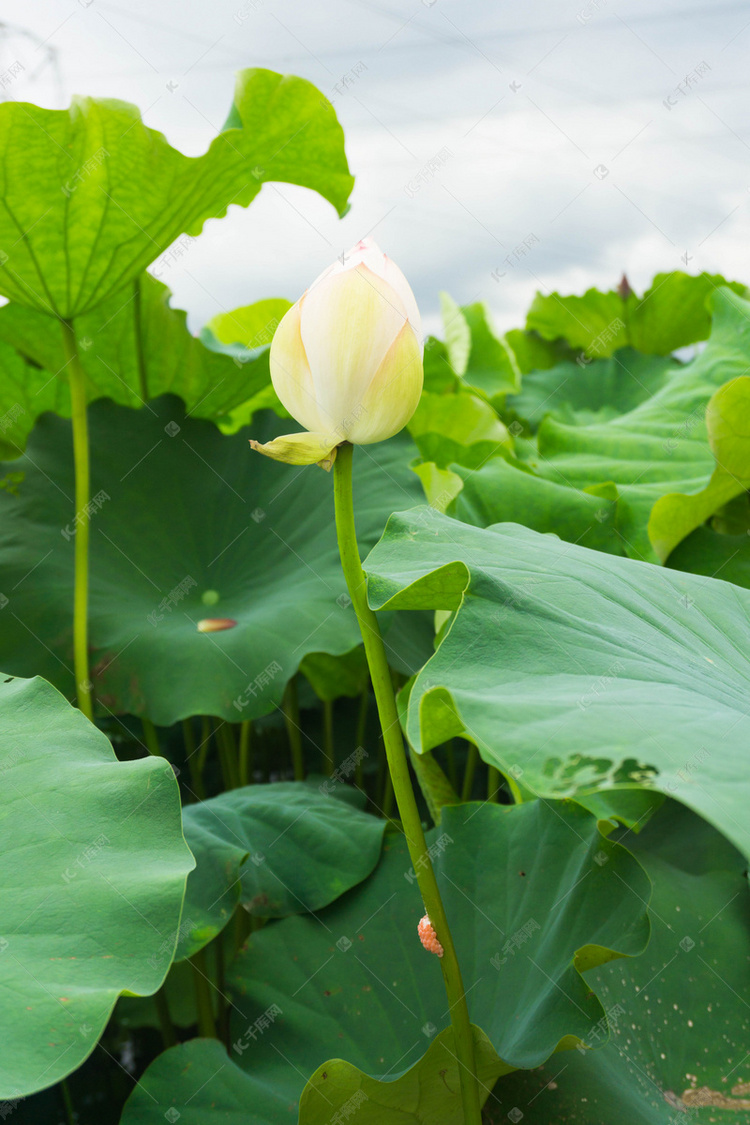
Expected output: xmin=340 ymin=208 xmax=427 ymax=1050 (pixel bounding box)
xmin=250 ymin=238 xmax=423 ymax=469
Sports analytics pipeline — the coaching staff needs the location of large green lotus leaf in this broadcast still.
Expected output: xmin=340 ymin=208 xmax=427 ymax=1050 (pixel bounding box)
xmin=0 ymin=69 xmax=352 ymax=319
xmin=496 ymin=800 xmax=750 ymax=1122
xmin=0 ymin=397 xmax=422 ymax=724
xmin=119 ymin=1029 xmax=504 ymax=1125
xmin=177 ymin=782 xmax=385 ymax=959
xmin=451 ymin=457 xmax=623 ymax=554
xmin=649 ymin=375 xmax=750 ymax=562
xmin=0 ymin=674 xmax=194 ymax=1098
xmin=0 ymin=275 xmax=274 ymax=456
xmin=508 ymin=348 xmax=676 ymax=431
xmin=526 ymin=271 xmax=746 ymax=357
xmin=514 ymin=287 xmax=750 ymax=561
xmin=365 ymin=505 xmax=750 ymax=859
xmin=228 ymin=802 xmax=647 ymax=1101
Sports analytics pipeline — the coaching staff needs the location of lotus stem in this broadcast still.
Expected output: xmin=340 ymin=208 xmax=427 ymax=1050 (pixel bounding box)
xmin=282 ymin=679 xmax=305 ymax=780
xmin=332 ymin=441 xmax=481 ymax=1125
xmin=62 ymin=320 xmax=93 ymax=722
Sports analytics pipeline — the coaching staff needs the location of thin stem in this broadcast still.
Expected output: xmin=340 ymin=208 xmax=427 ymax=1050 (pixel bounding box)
xmin=333 ymin=442 xmax=481 ymax=1125
xmin=487 ymin=764 xmax=500 ymax=802
xmin=282 ymin=679 xmax=305 ymax=780
xmin=461 ymin=744 xmax=478 ymax=802
xmin=62 ymin=320 xmax=93 ymax=722
xmin=190 ymin=949 xmax=217 ymax=1039
xmin=322 ymin=699 xmax=335 ymax=776
xmin=141 ymin=717 xmax=161 ymax=757
xmin=182 ymin=718 xmax=205 ymax=800
xmin=215 ymin=721 xmax=238 ymax=790
xmin=197 ymin=716 xmax=212 ymax=782
xmin=446 ymin=740 xmax=458 ymax=791
xmin=354 ymin=685 xmax=369 ymax=789
xmin=154 ymin=985 xmax=177 ymax=1048
xmin=239 ymin=720 xmax=253 ymax=786
xmin=61 ymin=1079 xmax=75 ymax=1125
xmin=214 ymin=936 xmax=228 ymax=1044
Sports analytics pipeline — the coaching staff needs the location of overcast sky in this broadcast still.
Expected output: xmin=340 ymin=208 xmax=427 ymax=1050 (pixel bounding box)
xmin=2 ymin=0 xmax=749 ymax=336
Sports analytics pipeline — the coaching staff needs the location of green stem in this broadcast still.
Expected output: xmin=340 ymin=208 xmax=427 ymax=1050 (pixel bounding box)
xmin=182 ymin=718 xmax=205 ymax=800
xmin=323 ymin=699 xmax=335 ymax=776
xmin=215 ymin=721 xmax=238 ymax=790
xmin=197 ymin=716 xmax=212 ymax=787
xmin=62 ymin=320 xmax=93 ymax=722
xmin=154 ymin=985 xmax=177 ymax=1048
xmin=461 ymin=744 xmax=478 ymax=802
xmin=141 ymin=717 xmax=161 ymax=757
xmin=446 ymin=740 xmax=458 ymax=791
xmin=381 ymin=768 xmax=394 ymax=820
xmin=282 ymin=679 xmax=305 ymax=780
xmin=239 ymin=720 xmax=253 ymax=786
xmin=190 ymin=949 xmax=218 ymax=1039
xmin=215 ymin=935 xmax=228 ymax=1043
xmin=487 ymin=765 xmax=500 ymax=802
xmin=61 ymin=1078 xmax=76 ymax=1125
xmin=354 ymin=685 xmax=369 ymax=789
xmin=333 ymin=443 xmax=481 ymax=1124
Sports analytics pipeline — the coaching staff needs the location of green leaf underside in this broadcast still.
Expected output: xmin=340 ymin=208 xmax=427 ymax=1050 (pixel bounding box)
xmin=178 ymin=782 xmax=385 ymax=960
xmin=468 ymin=288 xmax=750 ymax=564
xmin=0 ymin=398 xmax=423 ymax=724
xmin=0 ymin=675 xmax=193 ymax=1098
xmin=497 ymin=800 xmax=750 ymax=1122
xmin=365 ymin=506 xmax=750 ymax=859
xmin=0 ymin=69 xmax=352 ymax=318
xmin=0 ymin=274 xmax=276 ymax=458
xmin=121 ymin=800 xmax=649 ymax=1123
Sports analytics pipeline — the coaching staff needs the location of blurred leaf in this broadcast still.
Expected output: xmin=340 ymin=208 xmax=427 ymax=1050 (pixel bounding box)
xmin=502 ymin=288 xmax=750 ymax=562
xmin=649 ymin=375 xmax=750 ymax=562
xmin=409 ymin=390 xmax=512 ymax=469
xmin=440 ymin=293 xmax=521 ymax=398
xmin=206 ymin=297 xmax=293 ymax=350
xmin=410 ymin=461 xmax=464 ymax=513
xmin=452 ymin=457 xmax=622 ymax=554
xmin=526 ymin=271 xmax=747 ymax=357
xmin=508 ymin=349 xmax=676 ymax=431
